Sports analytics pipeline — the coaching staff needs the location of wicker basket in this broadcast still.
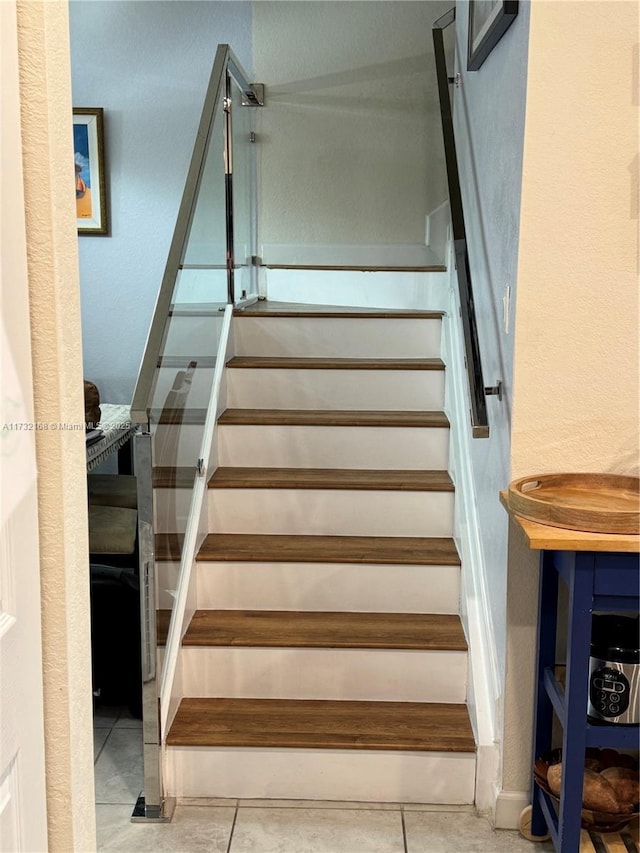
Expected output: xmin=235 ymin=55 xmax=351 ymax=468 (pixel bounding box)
xmin=533 ymin=748 xmax=639 ymax=834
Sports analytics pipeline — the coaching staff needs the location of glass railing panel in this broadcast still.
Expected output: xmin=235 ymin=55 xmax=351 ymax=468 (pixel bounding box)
xmin=148 ymin=309 xmax=224 ymax=630
xmin=229 ymin=74 xmax=257 ymax=303
xmin=181 ymin=91 xmax=227 ymax=270
xmin=171 ymin=268 xmax=228 ymax=308
xmin=130 ymin=44 xmax=258 ymax=820
xmin=147 ymin=70 xmax=228 ymax=597
xmin=159 ymin=304 xmax=232 ymax=736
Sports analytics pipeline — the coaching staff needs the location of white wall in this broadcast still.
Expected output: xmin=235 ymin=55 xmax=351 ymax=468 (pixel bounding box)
xmin=452 ymin=0 xmax=531 ymax=686
xmin=498 ymin=0 xmax=639 ymax=824
xmin=69 ymin=1 xmax=252 ymax=404
xmin=253 ymin=1 xmax=451 ymax=265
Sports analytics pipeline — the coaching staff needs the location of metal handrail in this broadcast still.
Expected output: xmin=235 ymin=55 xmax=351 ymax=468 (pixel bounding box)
xmin=130 ymin=44 xmax=255 ymax=426
xmin=433 ymin=9 xmax=494 ymax=439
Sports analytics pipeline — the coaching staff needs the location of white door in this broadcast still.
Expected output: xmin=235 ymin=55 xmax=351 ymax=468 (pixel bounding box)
xmin=0 ymin=2 xmax=49 ymax=849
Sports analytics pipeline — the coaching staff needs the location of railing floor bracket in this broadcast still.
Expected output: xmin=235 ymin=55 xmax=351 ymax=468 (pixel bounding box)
xmin=131 ymin=794 xmax=176 ymax=823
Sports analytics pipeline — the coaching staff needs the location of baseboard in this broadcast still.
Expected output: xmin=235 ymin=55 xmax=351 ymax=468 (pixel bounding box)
xmin=474 ymin=742 xmax=500 ymax=815
xmin=492 ymin=788 xmax=529 ymax=830
xmin=441 ymin=237 xmax=502 ymax=811
xmin=425 ymin=201 xmax=450 ymax=265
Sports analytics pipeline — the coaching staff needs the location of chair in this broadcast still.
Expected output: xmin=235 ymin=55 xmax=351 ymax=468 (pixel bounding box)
xmin=88 ymin=504 xmax=138 ymax=570
xmin=87 ymin=473 xmax=137 ymax=509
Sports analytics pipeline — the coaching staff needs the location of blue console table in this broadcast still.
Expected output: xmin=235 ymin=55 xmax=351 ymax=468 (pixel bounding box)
xmin=506 ymin=507 xmax=639 ymax=852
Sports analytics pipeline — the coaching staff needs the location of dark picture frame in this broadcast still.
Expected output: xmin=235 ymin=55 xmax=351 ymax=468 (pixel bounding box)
xmin=467 ymin=1 xmax=518 ymax=71
xmin=73 ymin=107 xmax=109 ymax=235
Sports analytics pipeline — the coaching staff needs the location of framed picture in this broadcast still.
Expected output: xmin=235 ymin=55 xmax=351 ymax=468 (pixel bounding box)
xmin=467 ymin=1 xmax=518 ymax=71
xmin=73 ymin=108 xmax=109 ymax=235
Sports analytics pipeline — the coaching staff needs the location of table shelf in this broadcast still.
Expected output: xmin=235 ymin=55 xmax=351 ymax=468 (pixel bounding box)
xmin=532 ymin=549 xmax=639 ymax=852
xmin=503 ymin=497 xmax=639 ymax=853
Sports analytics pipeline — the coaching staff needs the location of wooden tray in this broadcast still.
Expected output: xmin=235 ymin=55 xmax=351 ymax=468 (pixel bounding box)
xmin=508 ymin=474 xmax=640 ymax=534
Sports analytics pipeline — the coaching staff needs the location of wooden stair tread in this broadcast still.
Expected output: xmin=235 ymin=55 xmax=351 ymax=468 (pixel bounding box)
xmin=156 ymin=533 xmax=184 ymax=561
xmin=263 ymin=264 xmax=447 ymax=273
xmin=169 ymin=303 xmax=225 ymax=317
xmin=234 ymin=302 xmax=444 ymax=319
xmin=158 ymin=535 xmax=461 ymax=566
xmin=189 ymin=534 xmax=460 ymax=566
xmin=153 ymin=466 xmax=197 ymax=488
xmin=158 ymin=356 xmax=217 ymax=368
xmin=152 ymin=407 xmax=207 ymax=425
xmin=182 ymin=610 xmax=467 ymax=650
xmin=218 ymin=409 xmax=450 ymax=428
xmin=226 ymin=356 xmax=444 ymax=371
xmin=208 ymin=467 xmax=454 ymax=491
xmin=157 ymin=608 xmax=171 ymax=645
xmin=167 ymin=697 xmax=475 ymax=752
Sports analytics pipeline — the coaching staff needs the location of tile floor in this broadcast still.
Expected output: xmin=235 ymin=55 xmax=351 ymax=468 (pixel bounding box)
xmin=94 ymin=707 xmax=554 ymax=852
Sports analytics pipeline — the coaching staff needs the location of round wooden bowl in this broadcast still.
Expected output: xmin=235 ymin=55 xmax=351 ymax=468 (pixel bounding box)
xmin=533 ymin=749 xmax=639 ymax=834
xmin=508 ymin=473 xmax=640 ymax=534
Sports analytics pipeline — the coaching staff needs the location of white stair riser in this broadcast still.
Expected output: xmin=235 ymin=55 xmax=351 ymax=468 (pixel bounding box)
xmin=218 ymin=425 xmax=449 ymax=469
xmin=157 ymin=561 xmax=179 ymax=610
xmin=196 ymin=561 xmax=460 ymax=614
xmin=226 ymin=369 xmax=444 ymax=411
xmin=160 ymin=315 xmax=225 ymax=358
xmin=154 ymin=488 xmax=194 ymax=533
xmin=233 ymin=317 xmax=442 ymax=359
xmin=208 ymin=489 xmax=454 ymax=537
xmin=167 ymin=748 xmax=475 ymax=804
xmin=152 ymin=425 xmax=203 ymax=467
xmin=180 ymin=648 xmax=467 ymax=703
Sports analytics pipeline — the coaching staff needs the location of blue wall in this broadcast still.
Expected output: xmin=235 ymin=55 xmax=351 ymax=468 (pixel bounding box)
xmin=69 ymin=1 xmax=252 ymax=403
xmin=453 ymin=0 xmax=531 ymax=681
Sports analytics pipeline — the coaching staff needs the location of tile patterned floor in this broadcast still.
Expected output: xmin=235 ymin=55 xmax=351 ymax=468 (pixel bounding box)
xmin=94 ymin=707 xmax=554 ymax=852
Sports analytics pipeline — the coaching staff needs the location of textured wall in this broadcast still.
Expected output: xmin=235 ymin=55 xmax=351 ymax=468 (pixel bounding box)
xmin=16 ymin=1 xmax=96 ymax=849
xmin=69 ymin=1 xmax=252 ymax=404
xmin=511 ymin=0 xmax=640 ymax=477
xmin=253 ymin=1 xmax=451 ymax=256
xmin=500 ymin=0 xmax=640 ymax=813
xmin=452 ymin=0 xmax=531 ymax=687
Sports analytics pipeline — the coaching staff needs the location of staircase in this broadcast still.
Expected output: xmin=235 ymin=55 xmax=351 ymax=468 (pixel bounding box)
xmin=156 ymin=301 xmax=476 ymax=804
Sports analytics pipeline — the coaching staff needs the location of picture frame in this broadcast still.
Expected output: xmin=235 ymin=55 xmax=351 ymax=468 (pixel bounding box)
xmin=73 ymin=107 xmax=109 ymax=235
xmin=467 ymin=1 xmax=518 ymax=71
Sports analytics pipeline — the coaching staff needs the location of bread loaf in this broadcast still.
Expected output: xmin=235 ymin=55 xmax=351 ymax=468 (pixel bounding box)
xmin=580 ymin=769 xmax=622 ymax=813
xmin=546 ymin=763 xmax=624 ymax=813
xmin=547 ymin=763 xmax=563 ymax=797
xmin=600 ymin=767 xmax=639 ymax=808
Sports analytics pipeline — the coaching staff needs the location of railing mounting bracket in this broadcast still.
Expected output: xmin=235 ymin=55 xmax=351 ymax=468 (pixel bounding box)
xmin=485 ymin=380 xmax=503 ymax=401
xmin=242 ymin=83 xmax=265 ymax=107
